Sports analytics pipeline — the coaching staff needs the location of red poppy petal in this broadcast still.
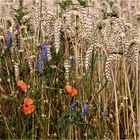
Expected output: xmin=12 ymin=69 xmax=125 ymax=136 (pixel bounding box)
xmin=70 ymin=89 xmax=78 ymax=97
xmin=23 ymin=98 xmax=33 ymax=105
xmin=23 ymin=104 xmax=35 ymax=115
xmin=65 ymin=85 xmax=73 ymax=94
xmin=17 ymin=80 xmax=27 ymax=92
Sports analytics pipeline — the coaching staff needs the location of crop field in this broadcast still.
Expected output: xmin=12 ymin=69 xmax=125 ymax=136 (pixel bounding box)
xmin=0 ymin=0 xmax=140 ymax=139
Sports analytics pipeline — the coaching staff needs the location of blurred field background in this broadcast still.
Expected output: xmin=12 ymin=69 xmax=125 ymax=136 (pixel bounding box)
xmin=0 ymin=0 xmax=140 ymax=139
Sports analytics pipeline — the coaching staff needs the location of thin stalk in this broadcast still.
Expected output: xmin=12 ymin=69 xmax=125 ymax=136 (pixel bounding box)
xmin=123 ymin=62 xmax=136 ymax=140
xmin=98 ymin=50 xmax=101 ymax=137
xmin=112 ymin=68 xmax=120 ymax=139
xmin=47 ymin=100 xmax=51 ymax=137
xmin=136 ymin=49 xmax=139 ymax=139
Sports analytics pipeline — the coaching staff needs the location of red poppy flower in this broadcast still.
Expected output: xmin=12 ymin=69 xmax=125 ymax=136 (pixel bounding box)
xmin=70 ymin=88 xmax=78 ymax=97
xmin=65 ymin=85 xmax=73 ymax=94
xmin=22 ymin=98 xmax=35 ymax=115
xmin=17 ymin=80 xmax=27 ymax=92
xmin=65 ymin=85 xmax=78 ymax=97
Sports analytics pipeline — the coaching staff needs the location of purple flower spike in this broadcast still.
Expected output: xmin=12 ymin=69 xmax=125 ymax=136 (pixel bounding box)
xmin=71 ymin=56 xmax=76 ymax=64
xmin=38 ymin=43 xmax=48 ymax=60
xmin=70 ymin=101 xmax=76 ymax=111
xmin=6 ymin=31 xmax=12 ymax=48
xmin=38 ymin=45 xmax=44 ymax=60
xmin=81 ymin=103 xmax=88 ymax=118
xmin=37 ymin=58 xmax=43 ymax=74
xmin=37 ymin=42 xmax=48 ymax=74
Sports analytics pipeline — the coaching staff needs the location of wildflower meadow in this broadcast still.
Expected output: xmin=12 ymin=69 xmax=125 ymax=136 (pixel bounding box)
xmin=0 ymin=0 xmax=140 ymax=139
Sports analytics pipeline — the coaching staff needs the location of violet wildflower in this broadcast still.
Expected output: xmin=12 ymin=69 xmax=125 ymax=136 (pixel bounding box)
xmin=70 ymin=101 xmax=76 ymax=111
xmin=71 ymin=56 xmax=76 ymax=64
xmin=38 ymin=44 xmax=44 ymax=60
xmin=81 ymin=103 xmax=88 ymax=118
xmin=6 ymin=31 xmax=12 ymax=48
xmin=37 ymin=42 xmax=48 ymax=74
xmin=43 ymin=42 xmax=48 ymax=60
xmin=16 ymin=24 xmax=20 ymax=49
xmin=38 ymin=43 xmax=48 ymax=60
xmin=37 ymin=58 xmax=43 ymax=74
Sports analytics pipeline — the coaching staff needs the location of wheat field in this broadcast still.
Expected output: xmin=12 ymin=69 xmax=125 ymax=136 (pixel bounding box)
xmin=0 ymin=0 xmax=140 ymax=139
